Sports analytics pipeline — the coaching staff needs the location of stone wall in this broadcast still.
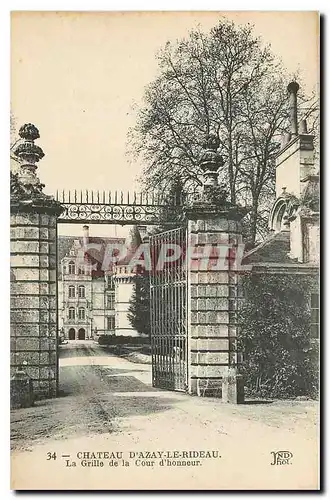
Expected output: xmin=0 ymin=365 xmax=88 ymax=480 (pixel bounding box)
xmin=11 ymin=211 xmax=58 ymax=398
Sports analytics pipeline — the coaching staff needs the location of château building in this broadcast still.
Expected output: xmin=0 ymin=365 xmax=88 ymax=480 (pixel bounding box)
xmin=58 ymin=225 xmax=146 ymax=340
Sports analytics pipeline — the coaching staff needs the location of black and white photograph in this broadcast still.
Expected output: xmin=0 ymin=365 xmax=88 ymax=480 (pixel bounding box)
xmin=9 ymin=11 xmax=320 ymax=490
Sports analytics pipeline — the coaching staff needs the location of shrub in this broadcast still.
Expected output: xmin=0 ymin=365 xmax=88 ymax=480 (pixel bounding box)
xmin=237 ymin=273 xmax=318 ymax=399
xmin=97 ymin=335 xmax=150 ymax=346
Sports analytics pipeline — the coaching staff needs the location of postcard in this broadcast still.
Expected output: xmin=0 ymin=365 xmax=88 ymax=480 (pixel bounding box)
xmin=10 ymin=11 xmax=320 ymax=490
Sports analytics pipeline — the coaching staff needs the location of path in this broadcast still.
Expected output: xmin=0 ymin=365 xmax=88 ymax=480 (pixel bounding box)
xmin=11 ymin=341 xmax=319 ymax=490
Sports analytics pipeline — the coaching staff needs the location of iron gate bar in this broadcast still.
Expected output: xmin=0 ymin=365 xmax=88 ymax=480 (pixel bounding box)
xmin=55 ymin=189 xmax=192 ymax=225
xmin=150 ymin=226 xmax=188 ymax=391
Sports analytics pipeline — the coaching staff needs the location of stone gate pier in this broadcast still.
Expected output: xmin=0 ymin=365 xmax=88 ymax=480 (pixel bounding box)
xmin=10 ymin=124 xmax=62 ymax=399
xmin=185 ymin=134 xmax=245 ymax=403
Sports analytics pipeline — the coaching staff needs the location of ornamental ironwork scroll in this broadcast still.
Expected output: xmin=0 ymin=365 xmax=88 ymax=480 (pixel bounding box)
xmin=56 ymin=190 xmax=186 ymax=225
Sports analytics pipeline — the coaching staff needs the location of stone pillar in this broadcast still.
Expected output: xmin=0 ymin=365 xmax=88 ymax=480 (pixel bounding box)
xmin=185 ymin=134 xmax=245 ymax=403
xmin=10 ymin=124 xmax=63 ymax=400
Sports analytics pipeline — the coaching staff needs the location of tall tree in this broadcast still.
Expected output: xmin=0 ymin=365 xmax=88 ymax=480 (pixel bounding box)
xmin=127 ymin=270 xmax=151 ymax=339
xmin=10 ymin=111 xmax=17 ymax=147
xmin=128 ymin=19 xmax=316 ymax=244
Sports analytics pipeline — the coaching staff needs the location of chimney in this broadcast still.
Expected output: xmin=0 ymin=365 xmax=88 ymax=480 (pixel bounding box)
xmin=82 ymin=225 xmax=89 ymax=249
xmin=137 ymin=225 xmax=148 ymax=242
xmin=287 ymin=81 xmax=300 ymax=138
xmin=298 ymin=119 xmax=308 ymax=134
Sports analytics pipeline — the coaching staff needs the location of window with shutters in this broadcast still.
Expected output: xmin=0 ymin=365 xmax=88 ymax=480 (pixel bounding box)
xmin=107 ymin=316 xmax=115 ymax=330
xmin=107 ymin=277 xmax=115 ymax=290
xmin=107 ymin=293 xmax=115 ymax=309
xmin=78 ymin=308 xmax=85 ymax=320
xmin=68 ymin=307 xmax=75 ymax=320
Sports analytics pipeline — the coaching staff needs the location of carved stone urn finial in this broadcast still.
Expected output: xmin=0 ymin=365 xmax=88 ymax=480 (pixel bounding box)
xmin=199 ymin=133 xmax=224 ymax=188
xmin=11 ymin=124 xmax=63 ymax=211
xmin=13 ymin=123 xmax=45 ymax=187
xmin=18 ymin=123 xmax=40 ymax=142
xmin=196 ymin=133 xmax=229 ymax=206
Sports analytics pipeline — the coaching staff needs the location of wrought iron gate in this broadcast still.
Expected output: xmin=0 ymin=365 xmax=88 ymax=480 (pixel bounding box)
xmin=150 ymin=227 xmax=188 ymax=391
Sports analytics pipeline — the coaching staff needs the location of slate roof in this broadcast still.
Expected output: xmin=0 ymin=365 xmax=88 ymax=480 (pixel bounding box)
xmin=242 ymin=230 xmax=294 ymax=265
xmin=58 ymin=235 xmax=126 ymax=278
xmin=115 ymin=225 xmax=142 ymax=266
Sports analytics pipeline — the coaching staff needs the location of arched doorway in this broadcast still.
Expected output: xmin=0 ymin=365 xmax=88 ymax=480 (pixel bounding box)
xmin=68 ymin=328 xmax=75 ymax=340
xmin=78 ymin=328 xmax=85 ymax=340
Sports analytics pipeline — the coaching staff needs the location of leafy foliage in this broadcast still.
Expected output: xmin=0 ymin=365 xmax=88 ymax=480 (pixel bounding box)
xmin=128 ymin=19 xmax=317 ymax=244
xmin=237 ymin=273 xmax=318 ymax=399
xmin=127 ymin=270 xmax=151 ymax=339
xmin=10 ymin=111 xmax=17 ymax=147
xmin=10 ymin=171 xmax=46 ymax=199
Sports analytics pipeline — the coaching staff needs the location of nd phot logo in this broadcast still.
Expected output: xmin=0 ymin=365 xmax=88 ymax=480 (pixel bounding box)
xmin=270 ymin=451 xmax=293 ymax=465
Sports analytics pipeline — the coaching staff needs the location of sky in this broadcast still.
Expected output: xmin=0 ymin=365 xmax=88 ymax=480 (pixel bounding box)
xmin=11 ymin=11 xmax=319 ymax=237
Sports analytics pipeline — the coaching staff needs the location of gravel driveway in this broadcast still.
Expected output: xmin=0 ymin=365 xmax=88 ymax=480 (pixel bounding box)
xmin=11 ymin=341 xmax=319 ymax=490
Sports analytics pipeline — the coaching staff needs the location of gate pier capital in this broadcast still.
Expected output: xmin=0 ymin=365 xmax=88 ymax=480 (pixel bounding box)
xmin=11 ymin=124 xmax=63 ymax=400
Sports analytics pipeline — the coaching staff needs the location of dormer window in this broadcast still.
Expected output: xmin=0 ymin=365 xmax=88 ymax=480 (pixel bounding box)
xmin=107 ymin=277 xmax=115 ymax=290
xmin=68 ymin=261 xmax=76 ymax=274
